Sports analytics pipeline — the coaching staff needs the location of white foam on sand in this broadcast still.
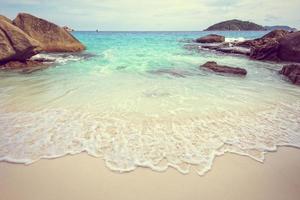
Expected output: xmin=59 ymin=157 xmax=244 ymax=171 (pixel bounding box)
xmin=0 ymin=101 xmax=300 ymax=175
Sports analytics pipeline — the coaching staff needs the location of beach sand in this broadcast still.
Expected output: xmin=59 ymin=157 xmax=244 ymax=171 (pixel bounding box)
xmin=1 ymin=147 xmax=300 ymax=200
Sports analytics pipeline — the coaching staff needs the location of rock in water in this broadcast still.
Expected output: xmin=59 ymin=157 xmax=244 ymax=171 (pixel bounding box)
xmin=278 ymin=32 xmax=300 ymax=62
xmin=200 ymin=61 xmax=247 ymax=76
xmin=236 ymin=30 xmax=299 ymax=62
xmin=0 ymin=17 xmax=41 ymax=63
xmin=279 ymin=64 xmax=300 ymax=85
xmin=13 ymin=13 xmax=85 ymax=52
xmin=196 ymin=34 xmax=225 ymax=43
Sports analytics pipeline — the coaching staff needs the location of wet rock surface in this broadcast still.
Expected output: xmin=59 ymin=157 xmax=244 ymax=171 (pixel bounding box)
xmin=280 ymin=64 xmax=300 ymax=85
xmin=200 ymin=61 xmax=247 ymax=76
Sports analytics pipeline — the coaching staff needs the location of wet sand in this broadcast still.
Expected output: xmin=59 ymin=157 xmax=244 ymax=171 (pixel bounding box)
xmin=1 ymin=147 xmax=300 ymax=200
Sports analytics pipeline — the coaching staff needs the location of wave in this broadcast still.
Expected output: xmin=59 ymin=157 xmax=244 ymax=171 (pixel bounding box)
xmin=32 ymin=52 xmax=95 ymax=64
xmin=1 ymin=101 xmax=300 ymax=175
xmin=225 ymin=37 xmax=247 ymax=43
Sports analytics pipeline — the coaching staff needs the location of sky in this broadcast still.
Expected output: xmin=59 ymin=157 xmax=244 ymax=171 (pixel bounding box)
xmin=0 ymin=0 xmax=300 ymax=31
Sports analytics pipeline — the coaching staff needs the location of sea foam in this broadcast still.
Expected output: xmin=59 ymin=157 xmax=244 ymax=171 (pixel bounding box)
xmin=0 ymin=101 xmax=299 ymax=175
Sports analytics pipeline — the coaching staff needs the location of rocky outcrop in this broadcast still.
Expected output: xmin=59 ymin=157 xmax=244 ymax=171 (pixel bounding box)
xmin=237 ymin=30 xmax=289 ymax=48
xmin=205 ymin=19 xmax=265 ymax=31
xmin=0 ymin=15 xmax=12 ymax=24
xmin=0 ymin=16 xmax=41 ymax=64
xmin=13 ymin=13 xmax=85 ymax=52
xmin=279 ymin=64 xmax=300 ymax=85
xmin=278 ymin=32 xmax=300 ymax=62
xmin=200 ymin=61 xmax=247 ymax=76
xmin=196 ymin=34 xmax=225 ymax=43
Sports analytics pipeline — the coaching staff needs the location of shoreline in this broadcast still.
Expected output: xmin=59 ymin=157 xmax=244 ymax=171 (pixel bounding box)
xmin=1 ymin=147 xmax=300 ymax=200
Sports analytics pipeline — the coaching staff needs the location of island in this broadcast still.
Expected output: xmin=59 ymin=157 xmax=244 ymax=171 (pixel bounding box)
xmin=204 ymin=19 xmax=265 ymax=31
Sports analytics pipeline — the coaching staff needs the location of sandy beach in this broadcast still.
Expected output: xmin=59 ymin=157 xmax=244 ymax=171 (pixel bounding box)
xmin=1 ymin=147 xmax=300 ymax=200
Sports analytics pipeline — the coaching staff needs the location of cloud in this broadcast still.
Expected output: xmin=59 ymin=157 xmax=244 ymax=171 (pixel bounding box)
xmin=0 ymin=0 xmax=299 ymax=30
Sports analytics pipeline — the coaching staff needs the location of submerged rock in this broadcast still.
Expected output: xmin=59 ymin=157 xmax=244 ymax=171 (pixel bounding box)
xmin=196 ymin=34 xmax=225 ymax=43
xmin=0 ymin=16 xmax=41 ymax=63
xmin=200 ymin=61 xmax=247 ymax=76
xmin=148 ymin=69 xmax=188 ymax=78
xmin=279 ymin=64 xmax=300 ymax=85
xmin=13 ymin=13 xmax=85 ymax=52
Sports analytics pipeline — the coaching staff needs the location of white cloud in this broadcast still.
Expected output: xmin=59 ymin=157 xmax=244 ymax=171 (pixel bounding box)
xmin=0 ymin=0 xmax=299 ymax=30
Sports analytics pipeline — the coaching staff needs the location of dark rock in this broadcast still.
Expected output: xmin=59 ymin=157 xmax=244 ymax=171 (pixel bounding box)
xmin=237 ymin=30 xmax=289 ymax=48
xmin=0 ymin=16 xmax=41 ymax=63
xmin=236 ymin=30 xmax=290 ymax=61
xmin=13 ymin=13 xmax=85 ymax=52
xmin=279 ymin=64 xmax=300 ymax=85
xmin=196 ymin=34 xmax=225 ymax=43
xmin=200 ymin=61 xmax=247 ymax=76
xmin=249 ymin=39 xmax=281 ymax=61
xmin=278 ymin=31 xmax=300 ymax=62
xmin=0 ymin=60 xmax=50 ymax=73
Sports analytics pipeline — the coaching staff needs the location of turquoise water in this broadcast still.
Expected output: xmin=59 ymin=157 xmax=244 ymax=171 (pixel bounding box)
xmin=0 ymin=31 xmax=300 ymax=175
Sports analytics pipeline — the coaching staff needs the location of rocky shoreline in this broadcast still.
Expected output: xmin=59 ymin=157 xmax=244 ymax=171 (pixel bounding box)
xmin=0 ymin=13 xmax=85 ymax=70
xmin=195 ymin=30 xmax=300 ymax=85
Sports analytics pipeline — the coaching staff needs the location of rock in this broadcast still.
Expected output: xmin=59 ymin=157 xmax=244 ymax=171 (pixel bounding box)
xmin=279 ymin=64 xmax=300 ymax=85
xmin=249 ymin=39 xmax=281 ymax=61
xmin=0 ymin=60 xmax=50 ymax=73
xmin=278 ymin=31 xmax=300 ymax=62
xmin=0 ymin=15 xmax=12 ymax=24
xmin=196 ymin=34 xmax=225 ymax=43
xmin=236 ymin=30 xmax=290 ymax=61
xmin=200 ymin=61 xmax=247 ymax=76
xmin=237 ymin=30 xmax=289 ymax=48
xmin=0 ymin=17 xmax=41 ymax=63
xmin=13 ymin=13 xmax=85 ymax=52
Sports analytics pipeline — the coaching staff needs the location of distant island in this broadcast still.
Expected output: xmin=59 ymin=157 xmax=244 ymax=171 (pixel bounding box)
xmin=205 ymin=19 xmax=264 ymax=31
xmin=264 ymin=25 xmax=297 ymax=31
xmin=204 ymin=19 xmax=297 ymax=31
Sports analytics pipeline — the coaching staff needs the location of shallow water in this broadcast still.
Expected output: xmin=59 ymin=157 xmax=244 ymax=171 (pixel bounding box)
xmin=0 ymin=31 xmax=300 ymax=175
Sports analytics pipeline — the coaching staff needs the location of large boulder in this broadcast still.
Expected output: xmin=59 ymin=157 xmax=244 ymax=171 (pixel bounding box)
xmin=200 ymin=61 xmax=247 ymax=76
xmin=279 ymin=64 xmax=300 ymax=85
xmin=236 ymin=30 xmax=298 ymax=62
xmin=249 ymin=39 xmax=281 ymax=61
xmin=196 ymin=34 xmax=225 ymax=43
xmin=13 ymin=13 xmax=85 ymax=52
xmin=278 ymin=31 xmax=300 ymax=62
xmin=0 ymin=17 xmax=41 ymax=64
xmin=237 ymin=30 xmax=289 ymax=48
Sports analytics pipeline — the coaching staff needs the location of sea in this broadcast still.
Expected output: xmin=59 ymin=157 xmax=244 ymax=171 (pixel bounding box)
xmin=0 ymin=31 xmax=300 ymax=175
